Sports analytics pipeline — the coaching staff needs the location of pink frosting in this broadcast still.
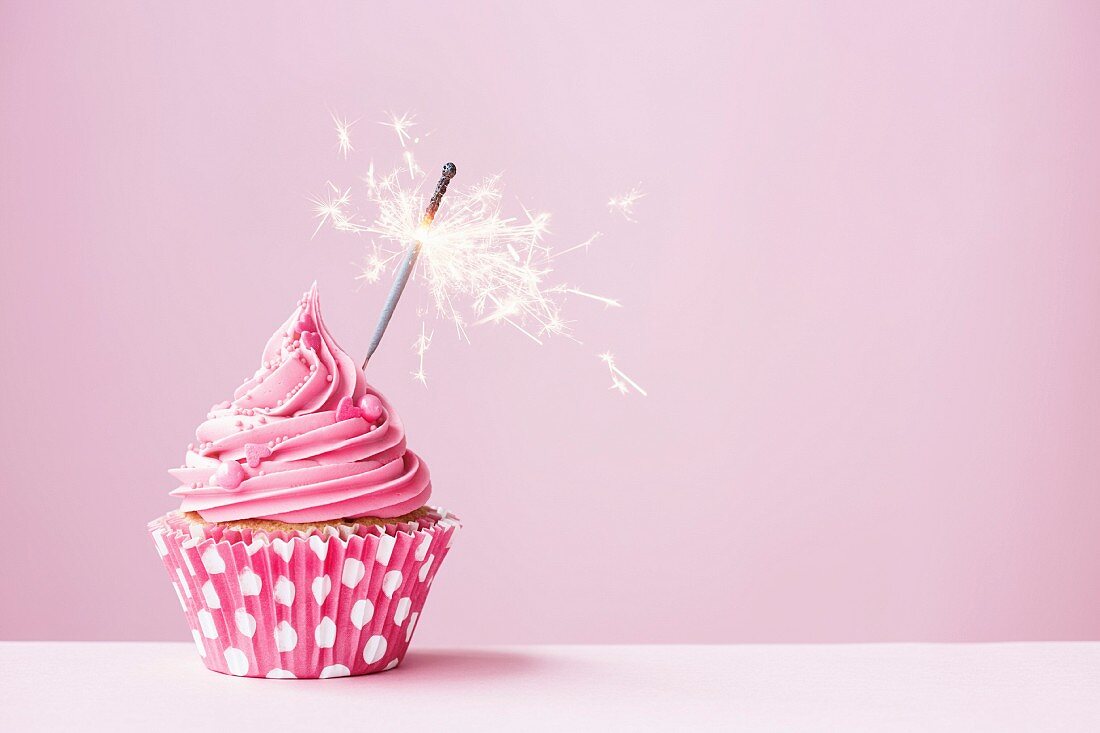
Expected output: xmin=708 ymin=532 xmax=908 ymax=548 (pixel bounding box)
xmin=169 ymin=284 xmax=431 ymax=523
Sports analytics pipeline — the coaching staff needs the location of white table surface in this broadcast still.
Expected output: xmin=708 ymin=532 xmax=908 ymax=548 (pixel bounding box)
xmin=1 ymin=642 xmax=1097 ymax=731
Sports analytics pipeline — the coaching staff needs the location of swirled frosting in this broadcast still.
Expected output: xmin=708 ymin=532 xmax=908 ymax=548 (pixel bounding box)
xmin=169 ymin=284 xmax=431 ymax=523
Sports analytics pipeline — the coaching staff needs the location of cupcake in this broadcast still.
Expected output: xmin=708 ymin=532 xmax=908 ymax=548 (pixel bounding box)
xmin=149 ymin=284 xmax=458 ymax=678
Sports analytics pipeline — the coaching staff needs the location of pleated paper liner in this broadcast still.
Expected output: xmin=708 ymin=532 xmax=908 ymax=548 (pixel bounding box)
xmin=149 ymin=507 xmax=459 ymax=678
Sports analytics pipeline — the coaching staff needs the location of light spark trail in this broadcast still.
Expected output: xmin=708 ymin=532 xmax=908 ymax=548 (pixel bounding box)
xmin=599 ymin=352 xmax=647 ymax=396
xmin=411 ymin=321 xmax=433 ymax=386
xmin=548 ymin=285 xmax=621 ymax=308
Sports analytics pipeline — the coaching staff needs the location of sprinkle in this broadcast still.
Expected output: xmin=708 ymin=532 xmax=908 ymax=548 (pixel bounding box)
xmin=358 ymin=394 xmax=383 ymax=422
xmin=300 ymin=331 xmax=322 ymax=351
xmin=244 ymin=443 xmax=273 ymax=468
xmin=334 ymin=397 xmax=360 ymax=422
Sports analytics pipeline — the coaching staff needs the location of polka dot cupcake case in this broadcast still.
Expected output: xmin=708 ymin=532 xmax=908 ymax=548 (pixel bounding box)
xmin=149 ymin=508 xmax=459 ymax=678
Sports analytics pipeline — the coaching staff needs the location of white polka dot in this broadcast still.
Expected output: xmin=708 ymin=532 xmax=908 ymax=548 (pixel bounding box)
xmin=311 ymin=575 xmax=332 ymax=605
xmin=341 ymin=558 xmax=365 ymax=588
xmin=363 ymin=635 xmax=387 ymax=664
xmin=238 ymin=568 xmax=263 ymax=596
xmin=414 ymin=535 xmax=430 ymax=561
xmin=350 ymin=599 xmax=374 ymax=629
xmin=315 ymin=617 xmax=336 ymax=648
xmin=405 ymin=612 xmax=419 ymax=642
xmin=319 ymin=664 xmax=350 ymax=678
xmin=272 ymin=538 xmax=295 ymax=562
xmin=245 ymin=539 xmax=265 ymax=556
xmin=418 ymin=555 xmax=435 ymax=582
xmin=172 ymin=582 xmax=187 ymax=610
xmin=191 ymin=629 xmax=206 ymax=658
xmin=266 ymin=668 xmax=296 ymax=679
xmin=201 ymin=580 xmax=221 ymax=609
xmin=200 ymin=546 xmax=226 ymax=574
xmin=181 ymin=550 xmax=196 ymax=576
xmin=382 ymin=570 xmax=402 ymax=598
xmin=274 ymin=576 xmax=296 ymax=606
xmin=197 ymin=609 xmax=218 ymax=639
xmin=274 ymin=621 xmax=298 ymax=652
xmin=152 ymin=530 xmax=168 ymax=557
xmin=223 ymin=647 xmax=249 ymax=676
xmin=384 ymin=658 xmax=400 ymax=671
xmin=393 ymin=597 xmax=412 ymax=625
xmin=375 ymin=534 xmax=395 ymax=565
xmin=175 ymin=568 xmax=192 ymax=597
xmin=234 ymin=609 xmax=257 ymax=638
xmin=308 ymin=535 xmax=329 ymax=561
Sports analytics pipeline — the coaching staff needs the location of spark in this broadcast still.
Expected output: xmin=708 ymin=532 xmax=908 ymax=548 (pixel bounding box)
xmin=411 ymin=322 xmax=433 ymax=385
xmin=331 ymin=112 xmax=358 ymax=159
xmin=403 ymin=150 xmax=422 ymax=181
xmin=354 ymin=244 xmax=397 ymax=285
xmin=308 ymin=182 xmax=363 ymax=237
xmin=599 ymin=352 xmax=647 ymax=396
xmin=379 ymin=111 xmax=417 ymax=148
xmin=608 ymin=186 xmax=645 ymax=221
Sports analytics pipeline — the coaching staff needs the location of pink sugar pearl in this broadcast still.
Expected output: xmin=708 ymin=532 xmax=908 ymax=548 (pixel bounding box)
xmin=212 ymin=460 xmax=246 ymax=490
xmin=358 ymin=394 xmax=383 ymax=422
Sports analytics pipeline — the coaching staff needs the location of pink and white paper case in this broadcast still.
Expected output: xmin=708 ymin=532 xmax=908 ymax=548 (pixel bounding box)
xmin=149 ymin=508 xmax=458 ymax=678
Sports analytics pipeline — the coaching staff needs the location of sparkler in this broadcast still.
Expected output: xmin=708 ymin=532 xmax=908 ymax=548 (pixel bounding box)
xmin=356 ymin=171 xmax=614 ymax=347
xmin=362 ymin=162 xmax=457 ymax=368
xmin=313 ymin=110 xmax=647 ymax=395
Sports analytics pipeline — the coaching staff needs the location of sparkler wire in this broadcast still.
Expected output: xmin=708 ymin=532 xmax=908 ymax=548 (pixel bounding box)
xmin=362 ymin=162 xmax=457 ymax=368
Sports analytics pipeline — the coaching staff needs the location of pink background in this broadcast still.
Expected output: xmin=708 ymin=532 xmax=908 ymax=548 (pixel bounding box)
xmin=2 ymin=1 xmax=1100 ymax=644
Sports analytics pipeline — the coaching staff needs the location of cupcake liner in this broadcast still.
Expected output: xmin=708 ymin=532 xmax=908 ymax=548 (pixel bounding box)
xmin=149 ymin=508 xmax=459 ymax=678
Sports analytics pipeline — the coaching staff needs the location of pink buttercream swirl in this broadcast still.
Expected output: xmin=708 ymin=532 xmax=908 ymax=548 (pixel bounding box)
xmin=169 ymin=284 xmax=431 ymax=523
